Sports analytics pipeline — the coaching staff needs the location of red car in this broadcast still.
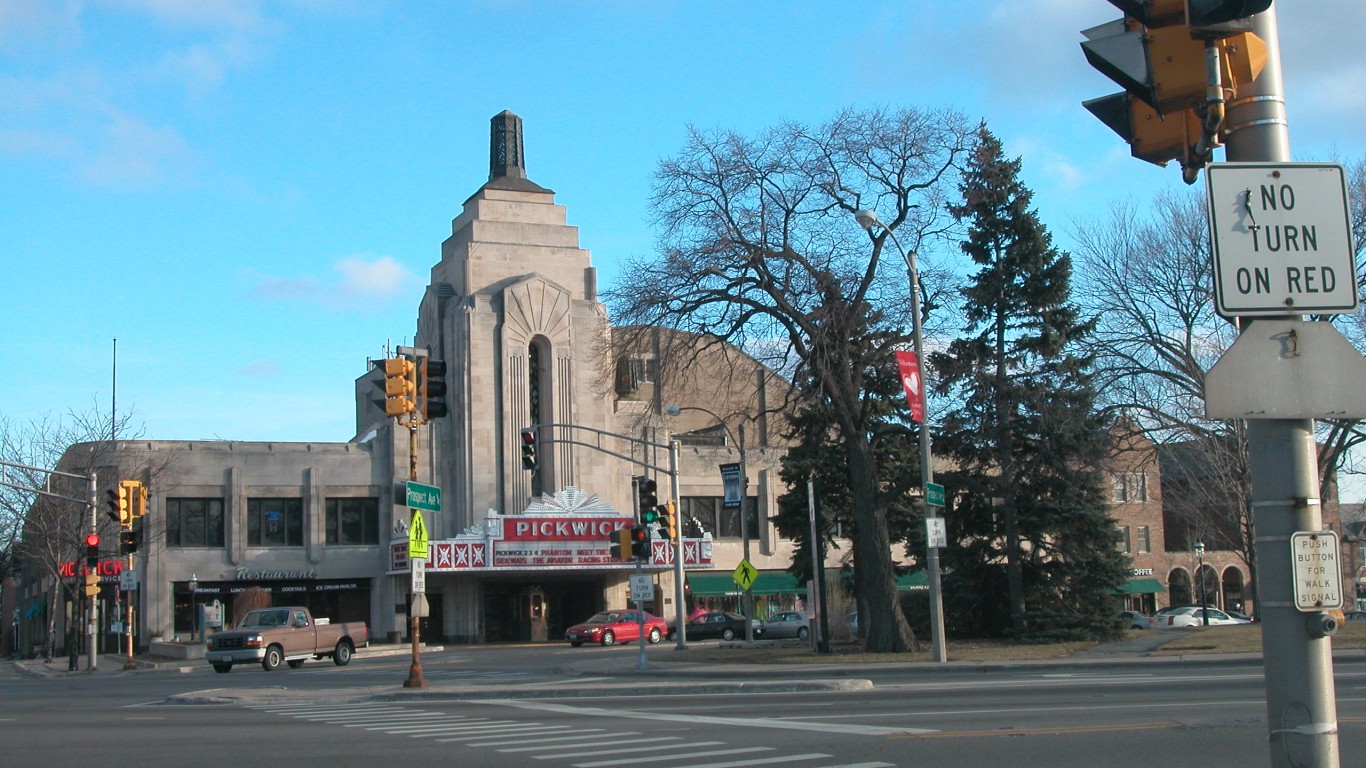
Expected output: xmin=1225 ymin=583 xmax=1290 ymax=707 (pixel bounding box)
xmin=565 ymin=609 xmax=668 ymax=646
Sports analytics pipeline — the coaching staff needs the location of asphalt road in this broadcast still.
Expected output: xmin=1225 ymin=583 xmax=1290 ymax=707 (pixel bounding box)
xmin=7 ymin=645 xmax=1366 ymax=767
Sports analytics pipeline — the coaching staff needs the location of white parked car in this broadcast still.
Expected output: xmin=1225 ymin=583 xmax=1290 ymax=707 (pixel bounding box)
xmin=1147 ymin=605 xmax=1251 ymax=629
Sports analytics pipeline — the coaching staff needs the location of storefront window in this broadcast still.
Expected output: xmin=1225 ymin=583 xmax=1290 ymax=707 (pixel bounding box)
xmin=165 ymin=498 xmax=225 ymax=547
xmin=247 ymin=498 xmax=304 ymax=546
xmin=325 ymin=497 xmax=379 ymax=545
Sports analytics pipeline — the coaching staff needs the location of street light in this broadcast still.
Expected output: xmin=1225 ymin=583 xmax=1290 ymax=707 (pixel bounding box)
xmin=1194 ymin=539 xmax=1209 ymax=626
xmin=854 ymin=208 xmax=947 ymax=663
xmin=666 ymin=403 xmax=756 ymax=643
xmin=188 ymin=573 xmax=202 ymax=643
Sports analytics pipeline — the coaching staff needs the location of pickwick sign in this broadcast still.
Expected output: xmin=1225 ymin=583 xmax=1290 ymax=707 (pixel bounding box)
xmin=387 ymin=488 xmax=713 ymax=574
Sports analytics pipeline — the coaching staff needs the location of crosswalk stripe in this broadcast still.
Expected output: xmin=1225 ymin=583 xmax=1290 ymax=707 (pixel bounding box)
xmin=453 ymin=725 xmax=582 ymax=744
xmin=465 ymin=730 xmax=627 ymax=749
xmin=667 ymin=755 xmax=831 ymax=768
xmin=531 ymin=740 xmax=724 ymax=760
xmin=568 ymin=746 xmax=772 ymax=766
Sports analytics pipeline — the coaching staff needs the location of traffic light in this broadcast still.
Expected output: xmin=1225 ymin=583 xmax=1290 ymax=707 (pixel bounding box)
xmin=420 ymin=358 xmax=449 ymax=420
xmin=84 ymin=571 xmax=100 ymax=597
xmin=608 ymin=526 xmax=632 ymax=560
xmin=630 ymin=525 xmax=650 ymax=560
xmin=105 ymin=486 xmax=130 ymax=525
xmin=661 ymin=499 xmax=678 ymax=541
xmin=119 ymin=528 xmax=139 ymax=555
xmin=1080 ymin=0 xmax=1269 ymax=178
xmin=520 ymin=428 xmax=538 ymax=471
xmin=636 ymin=478 xmax=658 ymax=522
xmin=132 ymin=481 xmax=148 ymax=518
xmin=85 ymin=532 xmax=100 ymax=570
xmin=373 ymin=357 xmax=417 ymax=418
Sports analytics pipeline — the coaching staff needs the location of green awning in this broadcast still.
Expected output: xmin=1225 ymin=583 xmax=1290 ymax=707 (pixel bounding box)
xmin=688 ymin=571 xmax=805 ymax=597
xmin=1113 ymin=577 xmax=1166 ymax=595
xmin=837 ymin=570 xmax=930 ymax=591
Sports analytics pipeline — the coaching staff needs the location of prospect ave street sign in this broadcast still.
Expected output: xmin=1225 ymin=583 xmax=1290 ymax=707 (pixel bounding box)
xmin=1205 ymin=163 xmax=1357 ymax=317
xmin=406 ymin=480 xmax=442 ymax=512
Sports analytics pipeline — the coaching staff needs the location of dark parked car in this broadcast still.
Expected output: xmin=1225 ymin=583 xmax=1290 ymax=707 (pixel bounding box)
xmin=564 ymin=610 xmax=668 ymax=646
xmin=684 ymin=611 xmax=762 ymax=641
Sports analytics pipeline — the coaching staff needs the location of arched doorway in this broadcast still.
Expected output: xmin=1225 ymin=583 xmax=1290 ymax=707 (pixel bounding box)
xmin=1195 ymin=564 xmax=1219 ymax=609
xmin=1221 ymin=567 xmax=1245 ymax=613
xmin=1168 ymin=568 xmax=1193 ymax=606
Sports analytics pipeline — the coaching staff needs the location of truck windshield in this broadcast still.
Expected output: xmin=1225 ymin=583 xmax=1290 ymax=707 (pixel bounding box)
xmin=240 ymin=610 xmax=291 ymax=628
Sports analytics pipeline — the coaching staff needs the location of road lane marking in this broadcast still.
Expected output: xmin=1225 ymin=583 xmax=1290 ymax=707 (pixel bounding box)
xmin=891 ymin=721 xmax=1182 ymax=739
xmin=477 ymin=700 xmax=937 ymax=736
xmin=569 ymin=746 xmax=773 ymax=766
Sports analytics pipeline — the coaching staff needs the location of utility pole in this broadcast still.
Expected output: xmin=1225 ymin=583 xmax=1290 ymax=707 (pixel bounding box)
xmin=1224 ymin=11 xmax=1339 ymax=767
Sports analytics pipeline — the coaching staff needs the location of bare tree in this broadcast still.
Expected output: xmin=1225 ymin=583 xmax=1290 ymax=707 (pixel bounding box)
xmin=1073 ymin=170 xmax=1366 ymax=612
xmin=2 ymin=405 xmax=171 ymax=659
xmin=606 ymin=107 xmax=977 ymax=652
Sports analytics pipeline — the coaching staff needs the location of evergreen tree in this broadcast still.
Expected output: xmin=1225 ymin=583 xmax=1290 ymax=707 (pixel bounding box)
xmin=930 ymin=127 xmax=1129 ymax=641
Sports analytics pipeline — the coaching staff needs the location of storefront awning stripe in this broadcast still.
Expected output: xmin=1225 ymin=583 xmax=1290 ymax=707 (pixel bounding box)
xmin=24 ymin=601 xmax=45 ymax=619
xmin=688 ymin=571 xmax=806 ymax=597
xmin=1113 ymin=577 xmax=1166 ymax=595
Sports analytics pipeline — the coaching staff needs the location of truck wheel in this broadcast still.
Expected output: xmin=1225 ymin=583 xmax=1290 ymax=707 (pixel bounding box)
xmin=333 ymin=640 xmax=354 ymax=666
xmin=647 ymin=627 xmax=662 ymax=644
xmin=212 ymin=664 xmax=232 ymax=674
xmin=287 ymin=659 xmax=305 ymax=669
xmin=600 ymin=630 xmax=615 ymax=646
xmin=262 ymin=645 xmax=284 ymax=671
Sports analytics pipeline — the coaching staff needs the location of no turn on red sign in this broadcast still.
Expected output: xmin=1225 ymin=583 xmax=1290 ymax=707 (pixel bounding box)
xmin=1206 ymin=163 xmax=1357 ymax=317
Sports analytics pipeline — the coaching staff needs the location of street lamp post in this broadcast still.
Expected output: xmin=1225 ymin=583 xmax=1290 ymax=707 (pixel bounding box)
xmin=854 ymin=208 xmax=948 ymax=663
xmin=667 ymin=404 xmax=755 ymax=643
xmin=1194 ymin=540 xmax=1208 ymax=626
xmin=188 ymin=573 xmax=201 ymax=643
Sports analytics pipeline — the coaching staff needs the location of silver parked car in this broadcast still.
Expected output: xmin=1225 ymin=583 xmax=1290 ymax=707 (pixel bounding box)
xmin=763 ymin=610 xmax=810 ymax=640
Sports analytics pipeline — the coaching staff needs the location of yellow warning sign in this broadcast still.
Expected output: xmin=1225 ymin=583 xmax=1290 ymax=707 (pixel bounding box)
xmin=731 ymin=559 xmax=758 ymax=591
xmin=408 ymin=510 xmax=429 ymax=560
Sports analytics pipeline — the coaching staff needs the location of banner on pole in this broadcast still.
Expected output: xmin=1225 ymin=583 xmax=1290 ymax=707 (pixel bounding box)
xmin=896 ymin=350 xmax=925 ymax=423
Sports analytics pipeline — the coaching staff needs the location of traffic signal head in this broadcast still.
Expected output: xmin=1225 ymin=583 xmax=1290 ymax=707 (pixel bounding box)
xmin=84 ymin=571 xmax=100 ymax=597
xmin=373 ymin=357 xmax=417 ymax=418
xmin=106 ymin=486 xmax=131 ymax=525
xmin=630 ymin=525 xmax=650 ymax=560
xmin=662 ymin=499 xmax=678 ymax=541
xmin=609 ymin=526 xmax=632 ymax=560
xmin=85 ymin=532 xmax=100 ymax=569
xmin=636 ymin=478 xmax=658 ymax=521
xmin=520 ymin=428 xmax=538 ymax=471
xmin=1081 ymin=0 xmax=1269 ymax=179
xmin=420 ymin=358 xmax=449 ymax=420
xmin=133 ymin=482 xmax=148 ymax=518
xmin=119 ymin=528 xmax=139 ymax=555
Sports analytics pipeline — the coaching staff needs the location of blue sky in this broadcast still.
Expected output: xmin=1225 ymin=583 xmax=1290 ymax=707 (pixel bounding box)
xmin=2 ymin=2 xmax=1363 ymax=458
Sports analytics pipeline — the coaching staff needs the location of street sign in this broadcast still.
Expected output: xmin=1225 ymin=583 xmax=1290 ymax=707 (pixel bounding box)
xmin=629 ymin=572 xmax=654 ymax=603
xmin=408 ymin=510 xmax=429 ymax=560
xmin=1290 ymin=530 xmax=1342 ymax=611
xmin=719 ymin=463 xmax=742 ymax=509
xmin=732 ymin=559 xmax=757 ymax=591
xmin=118 ymin=570 xmax=138 ymax=590
xmin=926 ymin=517 xmax=947 ymax=549
xmin=406 ymin=480 xmax=442 ymax=512
xmin=925 ymin=482 xmax=945 ymax=508
xmin=411 ymin=557 xmax=425 ymax=595
xmin=1206 ymin=163 xmax=1357 ymax=317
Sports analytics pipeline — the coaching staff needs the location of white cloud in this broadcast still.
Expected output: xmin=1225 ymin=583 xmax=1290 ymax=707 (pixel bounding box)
xmin=252 ymin=255 xmax=419 ymax=311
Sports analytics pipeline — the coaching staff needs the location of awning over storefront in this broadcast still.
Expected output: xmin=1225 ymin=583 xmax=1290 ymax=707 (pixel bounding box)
xmin=690 ymin=570 xmax=931 ymax=597
xmin=689 ymin=571 xmax=804 ymax=597
xmin=1113 ymin=577 xmax=1166 ymax=595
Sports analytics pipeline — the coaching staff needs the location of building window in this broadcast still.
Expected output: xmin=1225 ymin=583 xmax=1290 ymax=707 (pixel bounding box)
xmin=1112 ymin=472 xmax=1148 ymax=503
xmin=166 ymin=498 xmax=225 ymax=547
xmin=1136 ymin=526 xmax=1151 ymax=554
xmin=248 ymin=498 xmax=304 ymax=547
xmin=1121 ymin=525 xmax=1132 ymax=554
xmin=326 ymin=498 xmax=379 ymax=545
xmin=679 ymin=496 xmax=758 ymax=540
